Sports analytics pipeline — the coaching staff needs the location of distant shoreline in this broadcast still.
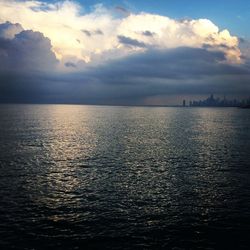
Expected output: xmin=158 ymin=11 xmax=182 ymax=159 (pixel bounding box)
xmin=0 ymin=103 xmax=247 ymax=108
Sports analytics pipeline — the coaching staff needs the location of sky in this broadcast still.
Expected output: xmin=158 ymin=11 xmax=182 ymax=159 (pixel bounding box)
xmin=76 ymin=0 xmax=250 ymax=38
xmin=0 ymin=0 xmax=250 ymax=105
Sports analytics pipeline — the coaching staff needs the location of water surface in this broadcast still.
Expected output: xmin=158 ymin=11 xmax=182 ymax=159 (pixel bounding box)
xmin=0 ymin=105 xmax=250 ymax=249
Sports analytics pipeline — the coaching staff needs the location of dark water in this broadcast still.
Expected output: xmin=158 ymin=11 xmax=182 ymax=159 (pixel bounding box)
xmin=0 ymin=105 xmax=250 ymax=249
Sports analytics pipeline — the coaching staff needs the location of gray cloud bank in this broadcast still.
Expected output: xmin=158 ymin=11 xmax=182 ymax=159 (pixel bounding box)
xmin=0 ymin=21 xmax=250 ymax=105
xmin=0 ymin=22 xmax=58 ymax=72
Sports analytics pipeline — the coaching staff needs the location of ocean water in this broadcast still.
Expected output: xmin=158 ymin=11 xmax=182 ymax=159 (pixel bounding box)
xmin=0 ymin=104 xmax=250 ymax=249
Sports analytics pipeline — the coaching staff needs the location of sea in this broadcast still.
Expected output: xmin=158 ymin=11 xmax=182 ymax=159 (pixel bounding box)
xmin=0 ymin=104 xmax=250 ymax=249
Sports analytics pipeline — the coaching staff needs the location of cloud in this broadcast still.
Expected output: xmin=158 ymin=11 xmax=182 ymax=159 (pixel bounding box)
xmin=82 ymin=29 xmax=103 ymax=37
xmin=118 ymin=35 xmax=146 ymax=48
xmin=103 ymin=48 xmax=240 ymax=77
xmin=65 ymin=62 xmax=77 ymax=68
xmin=142 ymin=31 xmax=155 ymax=37
xmin=95 ymin=29 xmax=104 ymax=35
xmin=0 ymin=21 xmax=23 ymax=39
xmin=239 ymin=38 xmax=250 ymax=60
xmin=0 ymin=22 xmax=58 ymax=72
xmin=1 ymin=45 xmax=249 ymax=105
xmin=0 ymin=0 xmax=242 ymax=64
xmin=0 ymin=1 xmax=249 ymax=105
xmin=81 ymin=29 xmax=92 ymax=37
xmin=86 ymin=47 xmax=249 ymax=95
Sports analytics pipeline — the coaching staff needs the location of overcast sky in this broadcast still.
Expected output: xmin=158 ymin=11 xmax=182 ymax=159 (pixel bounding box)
xmin=0 ymin=0 xmax=250 ymax=105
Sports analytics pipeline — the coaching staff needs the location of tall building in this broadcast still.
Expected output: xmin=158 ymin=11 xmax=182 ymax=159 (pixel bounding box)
xmin=183 ymin=99 xmax=186 ymax=107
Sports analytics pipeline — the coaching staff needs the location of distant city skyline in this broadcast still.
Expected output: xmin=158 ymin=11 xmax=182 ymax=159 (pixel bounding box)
xmin=188 ymin=94 xmax=250 ymax=107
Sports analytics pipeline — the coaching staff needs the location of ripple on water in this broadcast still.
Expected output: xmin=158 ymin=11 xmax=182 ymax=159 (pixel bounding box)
xmin=0 ymin=105 xmax=250 ymax=249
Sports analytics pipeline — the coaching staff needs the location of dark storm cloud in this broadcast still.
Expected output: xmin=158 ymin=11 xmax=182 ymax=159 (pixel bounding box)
xmin=1 ymin=46 xmax=250 ymax=104
xmin=117 ymin=35 xmax=146 ymax=48
xmin=0 ymin=29 xmax=58 ymax=71
xmin=11 ymin=47 xmax=250 ymax=104
xmin=92 ymin=47 xmax=249 ymax=81
xmin=75 ymin=47 xmax=250 ymax=103
xmin=0 ymin=22 xmax=59 ymax=103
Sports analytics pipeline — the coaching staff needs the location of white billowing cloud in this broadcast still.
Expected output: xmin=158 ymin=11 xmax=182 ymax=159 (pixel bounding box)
xmin=0 ymin=0 xmax=241 ymax=67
